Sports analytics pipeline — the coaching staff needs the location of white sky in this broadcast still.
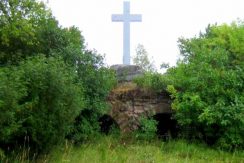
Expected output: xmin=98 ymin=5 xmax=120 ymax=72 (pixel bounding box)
xmin=45 ymin=0 xmax=244 ymax=69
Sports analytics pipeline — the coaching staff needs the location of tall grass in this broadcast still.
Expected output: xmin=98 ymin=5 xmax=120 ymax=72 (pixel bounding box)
xmin=35 ymin=136 xmax=244 ymax=163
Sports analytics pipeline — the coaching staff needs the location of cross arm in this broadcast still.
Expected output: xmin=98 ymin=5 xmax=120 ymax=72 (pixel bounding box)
xmin=112 ymin=14 xmax=124 ymax=22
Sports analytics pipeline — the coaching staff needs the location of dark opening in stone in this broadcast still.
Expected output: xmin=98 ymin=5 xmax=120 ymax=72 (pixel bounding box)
xmin=153 ymin=113 xmax=178 ymax=139
xmin=99 ymin=115 xmax=120 ymax=134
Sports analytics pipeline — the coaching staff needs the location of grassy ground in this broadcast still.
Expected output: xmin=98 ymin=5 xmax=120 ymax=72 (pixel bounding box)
xmin=35 ymin=136 xmax=244 ymax=163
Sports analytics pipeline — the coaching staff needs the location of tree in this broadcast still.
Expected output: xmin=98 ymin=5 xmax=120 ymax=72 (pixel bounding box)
xmin=167 ymin=22 xmax=244 ymax=149
xmin=69 ymin=50 xmax=116 ymax=142
xmin=133 ymin=44 xmax=155 ymax=72
xmin=0 ymin=56 xmax=84 ymax=152
xmin=0 ymin=0 xmax=117 ymax=153
xmin=0 ymin=0 xmax=84 ymax=66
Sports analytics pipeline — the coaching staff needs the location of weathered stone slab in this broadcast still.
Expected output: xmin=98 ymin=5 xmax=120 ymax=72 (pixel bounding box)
xmin=110 ymin=64 xmax=144 ymax=82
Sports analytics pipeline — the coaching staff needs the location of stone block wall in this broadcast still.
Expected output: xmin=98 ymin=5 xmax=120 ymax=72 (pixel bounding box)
xmin=107 ymin=82 xmax=172 ymax=132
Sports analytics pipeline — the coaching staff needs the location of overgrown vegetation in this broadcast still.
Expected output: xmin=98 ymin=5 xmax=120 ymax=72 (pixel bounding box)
xmin=0 ymin=0 xmax=116 ymax=157
xmin=167 ymin=22 xmax=244 ymax=150
xmin=135 ymin=116 xmax=158 ymax=141
xmin=4 ymin=136 xmax=244 ymax=163
xmin=133 ymin=72 xmax=170 ymax=93
xmin=0 ymin=56 xmax=83 ymax=153
xmin=132 ymin=22 xmax=244 ymax=150
xmin=1 ymin=0 xmax=243 ymax=161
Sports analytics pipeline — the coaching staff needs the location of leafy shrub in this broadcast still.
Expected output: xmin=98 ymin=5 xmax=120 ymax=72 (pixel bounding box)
xmin=0 ymin=56 xmax=84 ymax=152
xmin=0 ymin=148 xmax=5 ymax=161
xmin=167 ymin=22 xmax=244 ymax=150
xmin=0 ymin=67 xmax=26 ymax=145
xmin=135 ymin=116 xmax=158 ymax=141
xmin=68 ymin=51 xmax=117 ymax=143
xmin=133 ymin=72 xmax=170 ymax=93
xmin=0 ymin=0 xmax=117 ymax=155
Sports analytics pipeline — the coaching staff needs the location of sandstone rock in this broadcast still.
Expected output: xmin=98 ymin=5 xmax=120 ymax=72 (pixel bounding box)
xmin=107 ymin=81 xmax=172 ymax=133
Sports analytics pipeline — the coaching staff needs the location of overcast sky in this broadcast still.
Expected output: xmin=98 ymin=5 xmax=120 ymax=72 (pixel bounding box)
xmin=45 ymin=0 xmax=244 ymax=68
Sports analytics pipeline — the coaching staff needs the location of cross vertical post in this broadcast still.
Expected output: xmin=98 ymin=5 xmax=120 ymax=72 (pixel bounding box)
xmin=112 ymin=1 xmax=142 ymax=65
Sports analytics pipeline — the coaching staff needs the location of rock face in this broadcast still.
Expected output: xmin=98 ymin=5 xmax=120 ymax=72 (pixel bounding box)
xmin=110 ymin=64 xmax=144 ymax=82
xmin=107 ymin=82 xmax=172 ymax=132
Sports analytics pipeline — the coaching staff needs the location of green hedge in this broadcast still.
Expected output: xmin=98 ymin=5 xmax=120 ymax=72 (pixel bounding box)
xmin=167 ymin=22 xmax=244 ymax=150
xmin=0 ymin=56 xmax=83 ymax=152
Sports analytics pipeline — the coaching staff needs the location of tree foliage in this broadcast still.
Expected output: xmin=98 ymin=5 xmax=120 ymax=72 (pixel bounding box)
xmin=0 ymin=0 xmax=85 ymax=66
xmin=133 ymin=44 xmax=155 ymax=72
xmin=0 ymin=56 xmax=83 ymax=152
xmin=135 ymin=116 xmax=158 ymax=141
xmin=0 ymin=0 xmax=116 ymax=153
xmin=69 ymin=50 xmax=116 ymax=142
xmin=167 ymin=22 xmax=244 ymax=149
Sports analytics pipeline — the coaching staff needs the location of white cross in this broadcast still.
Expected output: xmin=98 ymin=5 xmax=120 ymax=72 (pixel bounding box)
xmin=112 ymin=1 xmax=142 ymax=65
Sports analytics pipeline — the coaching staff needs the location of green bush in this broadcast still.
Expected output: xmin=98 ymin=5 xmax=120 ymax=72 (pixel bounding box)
xmin=0 ymin=66 xmax=27 ymax=145
xmin=133 ymin=72 xmax=170 ymax=93
xmin=135 ymin=116 xmax=158 ymax=141
xmin=0 ymin=56 xmax=84 ymax=152
xmin=0 ymin=0 xmax=117 ymax=155
xmin=167 ymin=22 xmax=244 ymax=150
xmin=68 ymin=51 xmax=117 ymax=143
xmin=0 ymin=148 xmax=5 ymax=161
